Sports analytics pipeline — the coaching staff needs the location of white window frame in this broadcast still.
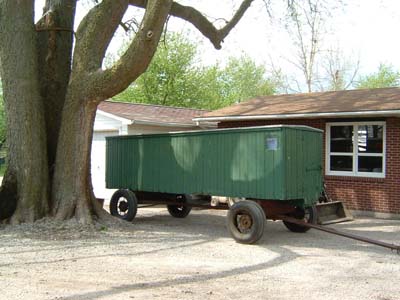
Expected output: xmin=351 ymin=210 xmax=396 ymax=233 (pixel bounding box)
xmin=325 ymin=121 xmax=386 ymax=178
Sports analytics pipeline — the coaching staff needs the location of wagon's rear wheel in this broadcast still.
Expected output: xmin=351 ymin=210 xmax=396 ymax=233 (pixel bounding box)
xmin=167 ymin=194 xmax=192 ymax=218
xmin=283 ymin=205 xmax=317 ymax=233
xmin=227 ymin=200 xmax=265 ymax=244
xmin=110 ymin=189 xmax=138 ymax=221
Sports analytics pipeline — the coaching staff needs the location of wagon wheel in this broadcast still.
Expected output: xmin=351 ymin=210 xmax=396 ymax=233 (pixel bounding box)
xmin=110 ymin=189 xmax=138 ymax=221
xmin=283 ymin=205 xmax=317 ymax=233
xmin=167 ymin=194 xmax=192 ymax=218
xmin=227 ymin=200 xmax=265 ymax=244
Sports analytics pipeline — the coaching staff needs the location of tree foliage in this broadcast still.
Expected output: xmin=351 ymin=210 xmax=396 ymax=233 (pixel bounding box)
xmin=221 ymin=55 xmax=277 ymax=103
xmin=356 ymin=64 xmax=400 ymax=89
xmin=114 ymin=32 xmax=207 ymax=108
xmin=114 ymin=33 xmax=277 ymax=109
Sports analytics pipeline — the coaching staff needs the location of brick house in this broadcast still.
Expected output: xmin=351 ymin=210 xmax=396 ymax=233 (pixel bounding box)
xmin=194 ymin=87 xmax=400 ymax=218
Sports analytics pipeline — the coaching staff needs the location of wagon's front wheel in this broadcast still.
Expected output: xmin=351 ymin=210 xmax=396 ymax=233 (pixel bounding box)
xmin=110 ymin=189 xmax=138 ymax=221
xmin=167 ymin=194 xmax=192 ymax=218
xmin=227 ymin=200 xmax=265 ymax=244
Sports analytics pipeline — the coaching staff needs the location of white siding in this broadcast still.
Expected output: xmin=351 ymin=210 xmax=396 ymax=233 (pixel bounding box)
xmin=93 ymin=113 xmax=124 ymax=131
xmin=91 ymin=131 xmax=119 ymax=201
xmin=92 ymin=113 xmax=128 ymax=201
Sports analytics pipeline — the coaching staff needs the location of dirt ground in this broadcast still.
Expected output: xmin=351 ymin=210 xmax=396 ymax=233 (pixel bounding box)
xmin=0 ymin=207 xmax=399 ymax=300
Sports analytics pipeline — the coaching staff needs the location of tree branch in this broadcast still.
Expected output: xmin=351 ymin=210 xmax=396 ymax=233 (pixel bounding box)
xmin=80 ymin=0 xmax=253 ymax=101
xmin=129 ymin=0 xmax=254 ymax=49
xmin=85 ymin=0 xmax=173 ymax=100
xmin=72 ymin=0 xmax=129 ymax=74
xmin=344 ymin=59 xmax=360 ymax=90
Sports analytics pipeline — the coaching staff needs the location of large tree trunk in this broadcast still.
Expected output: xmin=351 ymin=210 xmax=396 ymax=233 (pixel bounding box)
xmin=0 ymin=0 xmax=49 ymax=223
xmin=36 ymin=0 xmax=77 ymax=172
xmin=49 ymin=0 xmax=174 ymax=224
xmin=51 ymin=89 xmax=98 ymax=223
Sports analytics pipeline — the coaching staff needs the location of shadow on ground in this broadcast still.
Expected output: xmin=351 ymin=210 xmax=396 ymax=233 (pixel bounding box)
xmin=1 ymin=208 xmax=398 ymax=258
xmin=0 ymin=207 xmax=399 ymax=299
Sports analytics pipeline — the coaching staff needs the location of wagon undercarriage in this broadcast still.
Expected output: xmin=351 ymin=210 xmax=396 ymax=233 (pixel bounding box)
xmin=109 ymin=189 xmax=400 ymax=253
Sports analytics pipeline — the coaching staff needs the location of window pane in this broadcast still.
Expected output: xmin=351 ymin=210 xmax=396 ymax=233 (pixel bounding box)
xmin=358 ymin=156 xmax=383 ymax=173
xmin=330 ymin=155 xmax=353 ymax=172
xmin=358 ymin=125 xmax=383 ymax=153
xmin=330 ymin=126 xmax=353 ymax=152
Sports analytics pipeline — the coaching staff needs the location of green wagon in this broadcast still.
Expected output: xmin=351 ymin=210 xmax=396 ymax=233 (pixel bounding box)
xmin=106 ymin=125 xmax=323 ymax=243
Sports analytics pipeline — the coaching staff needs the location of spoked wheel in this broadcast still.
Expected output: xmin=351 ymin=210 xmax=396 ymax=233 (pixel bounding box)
xmin=110 ymin=189 xmax=138 ymax=221
xmin=283 ymin=205 xmax=317 ymax=233
xmin=227 ymin=200 xmax=266 ymax=244
xmin=167 ymin=194 xmax=192 ymax=218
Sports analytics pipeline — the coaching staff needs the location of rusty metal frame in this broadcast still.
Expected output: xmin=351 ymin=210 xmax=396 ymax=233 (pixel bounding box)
xmin=278 ymin=215 xmax=400 ymax=254
xmin=131 ymin=190 xmax=400 ymax=253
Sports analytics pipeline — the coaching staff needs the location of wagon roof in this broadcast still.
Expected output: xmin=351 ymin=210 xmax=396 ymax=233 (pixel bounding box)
xmin=98 ymin=100 xmax=209 ymax=126
xmin=194 ymin=87 xmax=400 ymax=122
xmin=106 ymin=124 xmax=323 ymax=140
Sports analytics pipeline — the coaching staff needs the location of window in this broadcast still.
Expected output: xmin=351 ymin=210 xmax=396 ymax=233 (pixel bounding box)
xmin=326 ymin=122 xmax=385 ymax=178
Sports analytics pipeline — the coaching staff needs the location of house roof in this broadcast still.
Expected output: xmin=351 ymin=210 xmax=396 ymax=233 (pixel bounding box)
xmin=98 ymin=101 xmax=209 ymax=126
xmin=194 ymin=87 xmax=400 ymax=122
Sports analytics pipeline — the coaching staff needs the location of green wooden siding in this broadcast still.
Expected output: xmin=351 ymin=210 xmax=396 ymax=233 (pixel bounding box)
xmin=106 ymin=125 xmax=323 ymax=206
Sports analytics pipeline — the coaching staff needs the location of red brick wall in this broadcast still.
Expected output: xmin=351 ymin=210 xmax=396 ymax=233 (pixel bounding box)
xmin=219 ymin=117 xmax=400 ymax=214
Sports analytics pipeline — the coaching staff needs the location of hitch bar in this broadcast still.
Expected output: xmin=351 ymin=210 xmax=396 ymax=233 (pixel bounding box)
xmin=278 ymin=215 xmax=400 ymax=254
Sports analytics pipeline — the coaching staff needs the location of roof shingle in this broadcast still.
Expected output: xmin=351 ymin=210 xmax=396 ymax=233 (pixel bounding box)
xmin=199 ymin=87 xmax=400 ymax=119
xmin=98 ymin=101 xmax=208 ymax=125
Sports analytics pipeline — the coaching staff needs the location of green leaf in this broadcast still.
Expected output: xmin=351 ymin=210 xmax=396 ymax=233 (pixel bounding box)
xmin=112 ymin=32 xmax=278 ymax=109
xmin=356 ymin=64 xmax=400 ymax=89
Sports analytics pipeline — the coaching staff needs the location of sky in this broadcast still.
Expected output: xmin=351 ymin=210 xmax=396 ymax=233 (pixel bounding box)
xmin=186 ymin=1 xmax=400 ymax=68
xmin=168 ymin=0 xmax=400 ymax=79
xmin=34 ymin=0 xmax=400 ymax=91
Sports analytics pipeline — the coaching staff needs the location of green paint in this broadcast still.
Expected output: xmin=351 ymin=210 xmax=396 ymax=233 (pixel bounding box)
xmin=106 ymin=125 xmax=323 ymax=207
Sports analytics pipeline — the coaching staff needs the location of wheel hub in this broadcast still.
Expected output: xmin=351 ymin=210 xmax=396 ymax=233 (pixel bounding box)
xmin=238 ymin=214 xmax=252 ymax=231
xmin=118 ymin=200 xmax=129 ymax=212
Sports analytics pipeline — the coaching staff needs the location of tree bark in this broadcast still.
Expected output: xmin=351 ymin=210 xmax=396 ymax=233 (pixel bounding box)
xmin=51 ymin=0 xmax=174 ymax=223
xmin=0 ymin=0 xmax=49 ymax=223
xmin=36 ymin=0 xmax=77 ymax=172
xmin=51 ymin=89 xmax=97 ymax=223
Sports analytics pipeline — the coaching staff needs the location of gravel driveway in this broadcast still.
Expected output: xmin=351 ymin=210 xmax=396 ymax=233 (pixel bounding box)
xmin=0 ymin=207 xmax=399 ymax=300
